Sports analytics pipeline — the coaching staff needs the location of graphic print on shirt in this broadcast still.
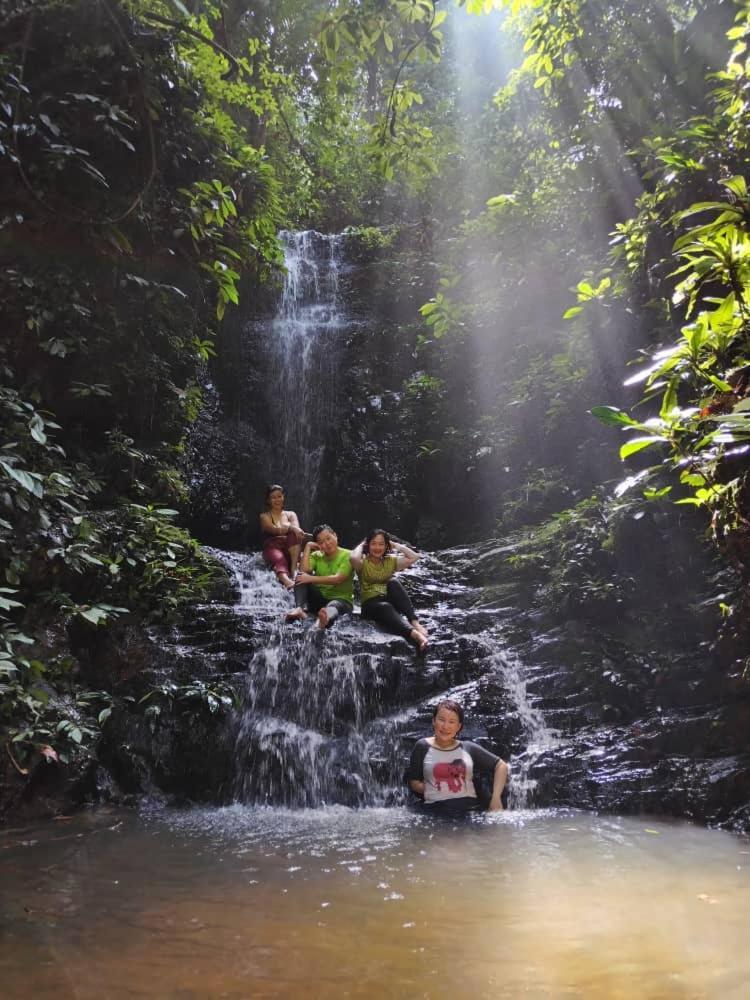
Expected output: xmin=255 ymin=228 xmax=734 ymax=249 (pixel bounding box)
xmin=431 ymin=758 xmax=467 ymax=794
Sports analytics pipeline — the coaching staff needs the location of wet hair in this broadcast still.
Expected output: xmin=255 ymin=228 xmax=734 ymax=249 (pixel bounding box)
xmin=265 ymin=483 xmax=285 ymax=506
xmin=432 ymin=699 xmax=464 ymax=726
xmin=362 ymin=528 xmax=392 ymax=556
xmin=312 ymin=523 xmax=335 ymax=541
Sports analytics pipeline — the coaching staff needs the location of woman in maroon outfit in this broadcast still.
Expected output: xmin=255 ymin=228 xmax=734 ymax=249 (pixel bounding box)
xmin=259 ymin=484 xmax=306 ymax=588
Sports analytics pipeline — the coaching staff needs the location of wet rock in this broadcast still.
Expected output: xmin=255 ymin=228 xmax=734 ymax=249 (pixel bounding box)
xmin=23 ymin=538 xmax=750 ymax=832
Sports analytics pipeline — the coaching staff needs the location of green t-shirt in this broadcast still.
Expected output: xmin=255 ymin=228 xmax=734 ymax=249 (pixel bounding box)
xmin=309 ymin=547 xmax=353 ymax=603
xmin=359 ymin=555 xmax=398 ymax=604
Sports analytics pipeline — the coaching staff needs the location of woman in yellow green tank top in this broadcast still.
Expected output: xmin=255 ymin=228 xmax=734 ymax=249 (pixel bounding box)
xmin=350 ymin=529 xmax=429 ymax=654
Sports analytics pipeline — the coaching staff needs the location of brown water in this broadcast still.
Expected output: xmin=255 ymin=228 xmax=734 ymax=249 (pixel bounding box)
xmin=1 ymin=806 xmax=748 ymax=999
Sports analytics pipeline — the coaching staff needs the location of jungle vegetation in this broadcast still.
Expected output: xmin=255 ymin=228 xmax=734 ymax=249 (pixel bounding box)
xmin=1 ymin=0 xmax=750 ymax=808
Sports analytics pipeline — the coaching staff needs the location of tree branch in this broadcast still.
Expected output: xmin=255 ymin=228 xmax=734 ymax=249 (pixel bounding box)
xmin=140 ymin=12 xmax=240 ymax=81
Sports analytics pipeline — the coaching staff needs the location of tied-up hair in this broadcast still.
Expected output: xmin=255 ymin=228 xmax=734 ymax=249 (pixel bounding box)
xmin=312 ymin=523 xmax=335 ymax=541
xmin=265 ymin=483 xmax=285 ymax=506
xmin=432 ymin=699 xmax=464 ymax=726
xmin=362 ymin=527 xmax=392 ymax=556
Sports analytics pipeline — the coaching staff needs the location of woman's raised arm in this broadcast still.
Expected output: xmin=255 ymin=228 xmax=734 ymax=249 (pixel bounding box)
xmin=350 ymin=540 xmax=365 ymax=570
xmin=392 ymin=540 xmax=419 ymax=569
xmin=299 ymin=540 xmax=317 ymax=573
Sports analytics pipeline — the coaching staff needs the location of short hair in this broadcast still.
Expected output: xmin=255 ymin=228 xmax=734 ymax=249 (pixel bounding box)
xmin=362 ymin=528 xmax=392 ymax=555
xmin=312 ymin=523 xmax=335 ymax=541
xmin=432 ymin=699 xmax=464 ymax=726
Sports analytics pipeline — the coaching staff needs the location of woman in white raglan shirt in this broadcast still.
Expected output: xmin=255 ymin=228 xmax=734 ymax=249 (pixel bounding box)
xmin=408 ymin=699 xmax=509 ymax=817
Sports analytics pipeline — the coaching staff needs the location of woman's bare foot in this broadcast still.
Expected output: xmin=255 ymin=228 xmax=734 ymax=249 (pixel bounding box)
xmin=410 ymin=629 xmax=428 ymax=654
xmin=278 ymin=572 xmax=295 ymax=589
xmin=410 ymin=619 xmax=428 ymax=637
xmin=316 ymin=608 xmax=329 ymax=629
xmin=285 ymin=608 xmax=307 ymax=623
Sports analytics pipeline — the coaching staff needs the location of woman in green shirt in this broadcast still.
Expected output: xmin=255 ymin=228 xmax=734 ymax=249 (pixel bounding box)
xmin=285 ymin=523 xmax=354 ymax=629
xmin=350 ymin=529 xmax=429 ymax=653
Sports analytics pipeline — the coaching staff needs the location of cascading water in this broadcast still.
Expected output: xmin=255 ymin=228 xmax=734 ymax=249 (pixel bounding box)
xmin=476 ymin=641 xmax=559 ymax=808
xmin=264 ymin=230 xmax=347 ymax=522
xmin=203 ymin=543 xmax=556 ymax=811
xmin=216 ymin=552 xmax=393 ymax=808
xmin=182 ymin=233 xmax=556 ymax=812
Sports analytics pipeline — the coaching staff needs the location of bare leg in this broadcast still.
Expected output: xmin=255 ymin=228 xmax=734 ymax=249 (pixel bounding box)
xmin=288 ymin=543 xmax=301 ymax=574
xmin=410 ymin=628 xmax=428 ymax=654
xmin=277 ymin=570 xmax=295 ymax=589
xmin=410 ymin=618 xmax=428 ymax=637
xmin=317 ymin=607 xmax=329 ymax=629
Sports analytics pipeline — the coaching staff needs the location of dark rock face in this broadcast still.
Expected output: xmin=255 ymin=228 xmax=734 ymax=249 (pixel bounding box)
xmin=61 ymin=540 xmax=748 ymax=833
xmin=183 ymin=228 xmax=455 ymax=549
xmin=461 ymin=538 xmax=750 ymax=831
xmin=89 ymin=228 xmax=750 ymax=831
xmin=185 ymin=230 xmax=368 ymax=546
xmin=91 ymin=550 xmax=522 ymax=810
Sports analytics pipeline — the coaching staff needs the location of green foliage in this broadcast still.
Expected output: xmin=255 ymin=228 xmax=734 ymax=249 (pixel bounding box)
xmin=591 ymin=6 xmax=750 ymax=598
xmin=389 ymin=0 xmax=743 ymax=553
xmin=1 ymin=618 xmax=114 ymax=768
xmin=0 ymin=1 xmax=253 ymax=793
xmin=419 ymin=279 xmax=466 ymax=340
xmin=136 ymin=678 xmax=238 ymax=732
xmin=342 ymin=225 xmax=395 ymax=249
xmin=496 ymin=495 xmax=630 ymax=618
xmin=313 ymin=1 xmax=463 ymax=189
xmin=105 ymin=504 xmax=224 ymax=616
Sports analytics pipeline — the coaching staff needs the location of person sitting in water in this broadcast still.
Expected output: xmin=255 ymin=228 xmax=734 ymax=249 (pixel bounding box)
xmin=350 ymin=529 xmax=429 ymax=654
xmin=285 ymin=523 xmax=353 ymax=629
xmin=408 ymin=699 xmax=509 ymax=816
xmin=259 ymin=484 xmax=307 ymax=589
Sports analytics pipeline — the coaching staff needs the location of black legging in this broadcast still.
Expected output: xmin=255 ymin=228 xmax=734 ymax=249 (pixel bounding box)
xmin=361 ymin=578 xmax=417 ymax=641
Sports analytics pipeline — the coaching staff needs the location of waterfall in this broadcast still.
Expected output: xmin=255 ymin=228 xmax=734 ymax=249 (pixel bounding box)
xmin=489 ymin=648 xmax=559 ymax=808
xmin=190 ymin=548 xmax=554 ymax=811
xmin=265 ymin=230 xmax=348 ymax=522
xmin=213 ymin=551 xmax=377 ymax=808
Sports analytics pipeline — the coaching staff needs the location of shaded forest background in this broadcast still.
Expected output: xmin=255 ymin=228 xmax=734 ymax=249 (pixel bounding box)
xmin=2 ymin=0 xmax=750 ymax=814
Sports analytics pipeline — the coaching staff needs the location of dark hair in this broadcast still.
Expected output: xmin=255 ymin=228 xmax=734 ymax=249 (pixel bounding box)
xmin=362 ymin=528 xmax=392 ymax=556
xmin=312 ymin=523 xmax=335 ymax=541
xmin=432 ymin=699 xmax=464 ymax=726
xmin=265 ymin=483 xmax=285 ymax=505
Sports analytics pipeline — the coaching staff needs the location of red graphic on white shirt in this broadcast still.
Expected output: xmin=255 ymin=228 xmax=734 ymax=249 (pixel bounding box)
xmin=432 ymin=759 xmax=466 ymax=793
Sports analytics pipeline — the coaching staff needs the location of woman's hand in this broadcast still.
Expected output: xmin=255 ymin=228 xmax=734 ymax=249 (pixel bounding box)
xmin=289 ymin=526 xmax=306 ymax=542
xmin=296 ymin=571 xmax=314 ymax=585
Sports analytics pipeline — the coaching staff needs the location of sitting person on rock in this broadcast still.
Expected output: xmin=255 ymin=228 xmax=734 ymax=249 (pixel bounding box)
xmin=285 ymin=523 xmax=353 ymax=629
xmin=259 ymin=484 xmax=307 ymax=589
xmin=350 ymin=529 xmax=428 ymax=654
xmin=408 ymin=699 xmax=509 ymax=817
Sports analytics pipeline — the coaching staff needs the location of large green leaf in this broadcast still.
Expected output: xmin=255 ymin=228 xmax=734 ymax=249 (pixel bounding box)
xmin=619 ymin=436 xmax=666 ymax=460
xmin=590 ymin=406 xmax=637 ymax=428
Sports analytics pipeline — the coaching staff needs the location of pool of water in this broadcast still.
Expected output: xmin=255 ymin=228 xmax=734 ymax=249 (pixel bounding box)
xmin=1 ymin=806 xmax=748 ymax=998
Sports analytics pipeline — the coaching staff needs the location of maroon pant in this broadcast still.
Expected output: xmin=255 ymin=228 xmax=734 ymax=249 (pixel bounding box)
xmin=262 ymin=533 xmax=293 ymax=575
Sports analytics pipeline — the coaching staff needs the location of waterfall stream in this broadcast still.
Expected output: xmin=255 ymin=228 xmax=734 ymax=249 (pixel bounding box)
xmin=6 ymin=235 xmax=748 ymax=997
xmin=206 ymin=546 xmax=556 ymax=810
xmin=263 ymin=230 xmax=348 ymax=523
xmin=186 ymin=231 xmax=559 ymax=811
